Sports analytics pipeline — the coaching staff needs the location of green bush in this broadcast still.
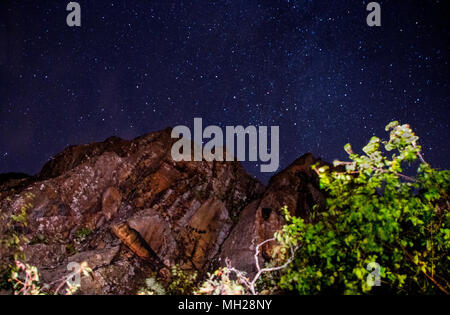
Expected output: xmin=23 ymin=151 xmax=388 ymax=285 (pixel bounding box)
xmin=277 ymin=122 xmax=449 ymax=294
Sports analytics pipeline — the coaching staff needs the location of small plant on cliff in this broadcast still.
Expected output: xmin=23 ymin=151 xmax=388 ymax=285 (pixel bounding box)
xmin=167 ymin=265 xmax=198 ymax=295
xmin=0 ymin=193 xmax=92 ymax=295
xmin=197 ymin=239 xmax=298 ymax=295
xmin=73 ymin=227 xmax=92 ymax=243
xmin=10 ymin=261 xmax=42 ymax=295
xmin=277 ymin=122 xmax=449 ymax=294
xmin=10 ymin=260 xmax=92 ymax=295
xmin=137 ymin=277 xmax=167 ymax=295
xmin=196 ymin=265 xmax=246 ymax=295
xmin=138 ymin=265 xmax=199 ymax=295
xmin=0 ymin=193 xmax=34 ymax=290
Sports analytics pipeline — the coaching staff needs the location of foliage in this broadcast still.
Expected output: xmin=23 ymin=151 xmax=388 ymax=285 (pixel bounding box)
xmin=1 ymin=193 xmax=34 ymax=256
xmin=10 ymin=261 xmax=43 ymax=295
xmin=0 ymin=193 xmax=34 ymax=290
xmin=277 ymin=122 xmax=449 ymax=294
xmin=255 ymin=259 xmax=287 ymax=295
xmin=0 ymin=192 xmax=92 ymax=295
xmin=137 ymin=265 xmax=199 ymax=295
xmin=196 ymin=267 xmax=246 ymax=295
xmin=137 ymin=277 xmax=167 ymax=295
xmin=65 ymin=243 xmax=76 ymax=255
xmin=197 ymin=240 xmax=297 ymax=296
xmin=167 ymin=265 xmax=198 ymax=295
xmin=10 ymin=260 xmax=92 ymax=295
xmin=73 ymin=227 xmax=92 ymax=243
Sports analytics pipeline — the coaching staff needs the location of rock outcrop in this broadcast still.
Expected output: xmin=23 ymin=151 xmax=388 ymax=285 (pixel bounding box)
xmin=0 ymin=128 xmax=327 ymax=294
xmin=218 ymin=153 xmax=328 ymax=274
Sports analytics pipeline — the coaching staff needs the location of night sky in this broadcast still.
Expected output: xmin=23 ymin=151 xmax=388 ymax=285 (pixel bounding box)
xmin=0 ymin=0 xmax=449 ymax=183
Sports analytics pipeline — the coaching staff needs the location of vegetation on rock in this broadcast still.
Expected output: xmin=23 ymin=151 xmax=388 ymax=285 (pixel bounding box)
xmin=1 ymin=122 xmax=448 ymax=295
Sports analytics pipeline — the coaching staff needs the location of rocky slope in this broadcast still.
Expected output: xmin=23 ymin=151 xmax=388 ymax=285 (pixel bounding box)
xmin=0 ymin=128 xmax=327 ymax=294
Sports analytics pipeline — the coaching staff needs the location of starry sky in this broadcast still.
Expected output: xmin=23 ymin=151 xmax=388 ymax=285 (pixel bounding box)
xmin=0 ymin=0 xmax=449 ymax=183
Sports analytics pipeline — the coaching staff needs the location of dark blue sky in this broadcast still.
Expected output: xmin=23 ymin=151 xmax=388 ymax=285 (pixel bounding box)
xmin=0 ymin=0 xmax=449 ymax=183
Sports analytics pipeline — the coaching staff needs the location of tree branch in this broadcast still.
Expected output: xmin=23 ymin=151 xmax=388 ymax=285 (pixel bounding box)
xmin=225 ymin=237 xmax=298 ymax=295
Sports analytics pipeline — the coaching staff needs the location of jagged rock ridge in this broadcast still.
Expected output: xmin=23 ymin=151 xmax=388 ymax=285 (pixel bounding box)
xmin=0 ymin=128 xmax=327 ymax=294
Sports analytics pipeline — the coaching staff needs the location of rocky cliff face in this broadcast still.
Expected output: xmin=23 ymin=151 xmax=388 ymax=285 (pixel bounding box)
xmin=0 ymin=128 xmax=327 ymax=294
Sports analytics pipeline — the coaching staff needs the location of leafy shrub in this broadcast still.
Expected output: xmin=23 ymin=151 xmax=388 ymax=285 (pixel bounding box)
xmin=196 ymin=267 xmax=246 ymax=295
xmin=277 ymin=122 xmax=449 ymax=294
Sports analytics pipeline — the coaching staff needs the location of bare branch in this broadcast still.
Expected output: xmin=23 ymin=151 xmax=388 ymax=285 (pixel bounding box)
xmin=224 ymin=237 xmax=298 ymax=295
xmin=412 ymin=142 xmax=428 ymax=165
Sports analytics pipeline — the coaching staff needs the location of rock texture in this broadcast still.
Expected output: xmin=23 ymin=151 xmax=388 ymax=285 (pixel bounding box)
xmin=218 ymin=153 xmax=328 ymax=274
xmin=0 ymin=128 xmax=327 ymax=294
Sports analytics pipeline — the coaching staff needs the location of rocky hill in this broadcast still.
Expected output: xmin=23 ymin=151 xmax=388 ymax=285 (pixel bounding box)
xmin=0 ymin=128 xmax=327 ymax=294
